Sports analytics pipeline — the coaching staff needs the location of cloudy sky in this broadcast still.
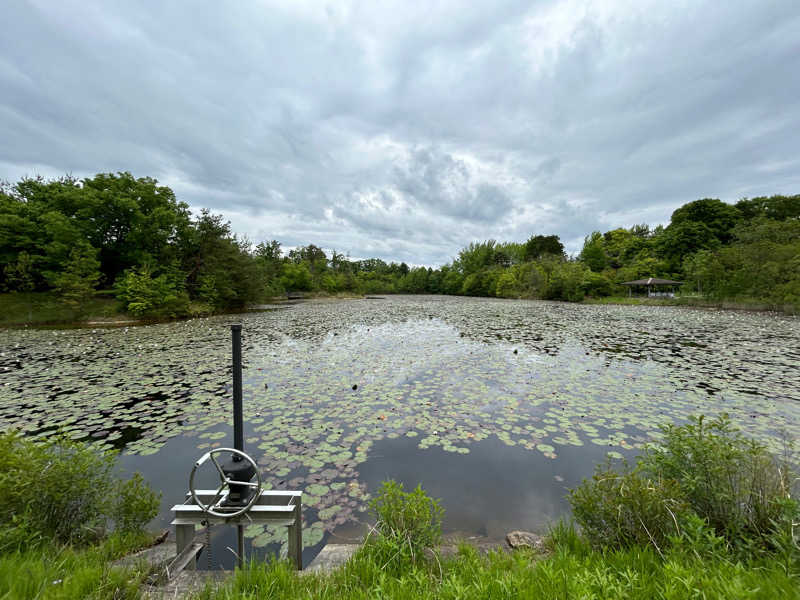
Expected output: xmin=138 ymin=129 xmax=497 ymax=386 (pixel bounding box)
xmin=2 ymin=1 xmax=799 ymax=265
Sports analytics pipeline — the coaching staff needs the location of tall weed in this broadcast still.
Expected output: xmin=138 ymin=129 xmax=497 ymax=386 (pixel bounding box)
xmin=640 ymin=415 xmax=798 ymax=549
xmin=0 ymin=431 xmax=160 ymax=549
xmin=364 ymin=480 xmax=443 ymax=572
xmin=568 ymin=414 xmax=799 ymax=561
xmin=569 ymin=459 xmax=689 ymax=551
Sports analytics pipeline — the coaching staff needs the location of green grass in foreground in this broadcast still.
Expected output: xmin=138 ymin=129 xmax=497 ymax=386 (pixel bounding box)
xmin=198 ymin=538 xmax=799 ymax=600
xmin=2 ymin=529 xmax=796 ymax=600
xmin=0 ymin=291 xmax=121 ymax=326
xmin=0 ymin=532 xmax=151 ymax=600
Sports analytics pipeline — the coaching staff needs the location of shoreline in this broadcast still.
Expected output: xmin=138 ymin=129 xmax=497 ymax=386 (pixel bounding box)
xmin=0 ymin=291 xmax=367 ymax=329
xmin=2 ymin=291 xmax=795 ymax=330
xmin=581 ymin=295 xmax=798 ymax=315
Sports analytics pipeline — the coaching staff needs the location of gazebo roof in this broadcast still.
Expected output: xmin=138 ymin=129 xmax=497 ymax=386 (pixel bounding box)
xmin=620 ymin=278 xmax=683 ymax=286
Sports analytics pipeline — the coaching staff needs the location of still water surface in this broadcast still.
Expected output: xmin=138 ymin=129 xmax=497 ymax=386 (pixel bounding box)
xmin=2 ymin=296 xmax=798 ymax=567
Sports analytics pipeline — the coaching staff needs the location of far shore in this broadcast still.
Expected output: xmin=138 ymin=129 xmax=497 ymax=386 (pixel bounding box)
xmin=1 ymin=291 xmax=795 ymax=330
xmin=580 ymin=294 xmax=797 ymax=315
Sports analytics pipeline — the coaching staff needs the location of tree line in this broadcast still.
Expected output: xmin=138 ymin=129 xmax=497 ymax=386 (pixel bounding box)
xmin=1 ymin=172 xmax=798 ymax=316
xmin=435 ymin=195 xmax=799 ymax=307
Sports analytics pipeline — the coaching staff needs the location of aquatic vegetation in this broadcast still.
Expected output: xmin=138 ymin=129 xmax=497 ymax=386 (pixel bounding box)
xmin=0 ymin=296 xmax=798 ymax=556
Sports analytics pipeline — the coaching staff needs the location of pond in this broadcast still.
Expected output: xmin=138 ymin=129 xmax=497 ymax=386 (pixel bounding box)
xmin=1 ymin=295 xmax=798 ymax=567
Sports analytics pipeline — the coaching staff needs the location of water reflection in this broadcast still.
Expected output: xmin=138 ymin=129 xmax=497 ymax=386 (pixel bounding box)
xmin=351 ymin=434 xmax=629 ymax=540
xmin=120 ymin=426 xmax=633 ymax=568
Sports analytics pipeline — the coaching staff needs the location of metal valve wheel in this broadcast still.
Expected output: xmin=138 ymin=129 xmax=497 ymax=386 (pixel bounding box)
xmin=189 ymin=448 xmax=262 ymax=518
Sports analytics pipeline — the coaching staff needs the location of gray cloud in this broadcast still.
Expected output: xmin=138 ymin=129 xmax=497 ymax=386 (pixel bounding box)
xmin=393 ymin=146 xmax=515 ymax=222
xmin=2 ymin=0 xmax=799 ymax=265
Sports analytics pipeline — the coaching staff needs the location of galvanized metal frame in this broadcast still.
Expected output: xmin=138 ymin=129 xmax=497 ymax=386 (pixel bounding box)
xmin=172 ymin=489 xmax=303 ymax=570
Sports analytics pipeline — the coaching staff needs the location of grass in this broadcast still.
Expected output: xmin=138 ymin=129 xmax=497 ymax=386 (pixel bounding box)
xmin=0 ymin=291 xmax=122 ymax=326
xmin=0 ymin=531 xmax=153 ymax=600
xmin=3 ymin=528 xmax=795 ymax=600
xmin=0 ymin=432 xmax=161 ymax=599
xmin=195 ymin=537 xmax=800 ymax=600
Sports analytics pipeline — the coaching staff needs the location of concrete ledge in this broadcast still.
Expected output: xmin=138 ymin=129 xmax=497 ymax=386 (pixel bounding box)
xmin=112 ymin=541 xmax=175 ymax=571
xmin=304 ymin=544 xmax=359 ymax=574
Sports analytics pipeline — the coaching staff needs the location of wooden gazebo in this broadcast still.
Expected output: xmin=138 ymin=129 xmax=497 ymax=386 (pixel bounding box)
xmin=620 ymin=277 xmax=683 ymax=298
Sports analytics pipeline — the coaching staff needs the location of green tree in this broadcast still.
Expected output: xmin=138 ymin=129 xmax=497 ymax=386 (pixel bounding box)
xmin=181 ymin=210 xmax=265 ymax=308
xmin=440 ymin=265 xmax=464 ymax=295
xmin=656 ymin=221 xmax=720 ymax=270
xmin=615 ymin=255 xmax=670 ymax=284
xmin=683 ymin=250 xmax=722 ymax=295
xmin=114 ymin=265 xmax=189 ymax=317
xmin=524 ymin=234 xmax=564 ymax=261
xmin=735 ymin=195 xmax=800 ymax=222
xmin=495 ymin=271 xmax=518 ymax=298
xmin=515 ymin=262 xmax=547 ymax=297
xmin=81 ymin=172 xmax=191 ymax=282
xmin=49 ymin=246 xmax=101 ymax=312
xmin=545 ymin=261 xmax=588 ymax=301
xmin=458 ymin=241 xmax=498 ymax=275
xmin=280 ymin=262 xmax=312 ymax=292
xmin=581 ymin=271 xmax=613 ymax=297
xmin=255 ymin=240 xmax=282 ymax=262
xmin=2 ymin=251 xmax=35 ymax=292
xmin=0 ymin=185 xmax=45 ymax=289
xmin=670 ymin=198 xmax=740 ymax=244
xmin=602 ymin=228 xmax=646 ymax=268
xmin=580 ymin=232 xmax=607 ymax=272
xmin=398 ymin=267 xmax=430 ymax=293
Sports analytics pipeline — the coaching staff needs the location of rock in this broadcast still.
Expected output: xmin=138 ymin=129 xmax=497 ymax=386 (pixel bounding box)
xmin=505 ymin=531 xmax=545 ymax=551
xmin=154 ymin=529 xmax=169 ymax=545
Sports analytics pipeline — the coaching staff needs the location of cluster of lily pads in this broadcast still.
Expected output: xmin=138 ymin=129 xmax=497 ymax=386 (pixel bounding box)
xmin=1 ymin=296 xmax=798 ymax=554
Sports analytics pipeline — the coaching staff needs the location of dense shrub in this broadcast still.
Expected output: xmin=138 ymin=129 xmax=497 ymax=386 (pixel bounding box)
xmin=569 ymin=415 xmax=799 ymax=557
xmin=110 ymin=473 xmax=161 ymax=534
xmin=640 ymin=415 xmax=796 ymax=549
xmin=495 ymin=271 xmax=519 ymax=298
xmin=0 ymin=431 xmax=160 ymax=549
xmin=365 ymin=480 xmax=443 ymax=571
xmin=569 ymin=460 xmax=689 ymax=550
xmin=113 ymin=265 xmax=190 ymax=318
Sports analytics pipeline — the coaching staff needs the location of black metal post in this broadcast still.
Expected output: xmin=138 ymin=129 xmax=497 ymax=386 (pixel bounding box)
xmin=231 ymin=323 xmax=245 ymax=569
xmin=232 ymin=324 xmax=243 ymax=457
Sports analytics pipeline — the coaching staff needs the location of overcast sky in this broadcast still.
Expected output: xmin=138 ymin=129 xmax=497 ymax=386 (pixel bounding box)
xmin=2 ymin=1 xmax=799 ymax=265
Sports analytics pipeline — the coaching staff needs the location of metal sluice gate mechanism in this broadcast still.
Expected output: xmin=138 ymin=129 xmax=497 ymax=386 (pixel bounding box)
xmin=168 ymin=324 xmax=303 ymax=576
xmin=189 ymin=447 xmax=262 ymax=519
